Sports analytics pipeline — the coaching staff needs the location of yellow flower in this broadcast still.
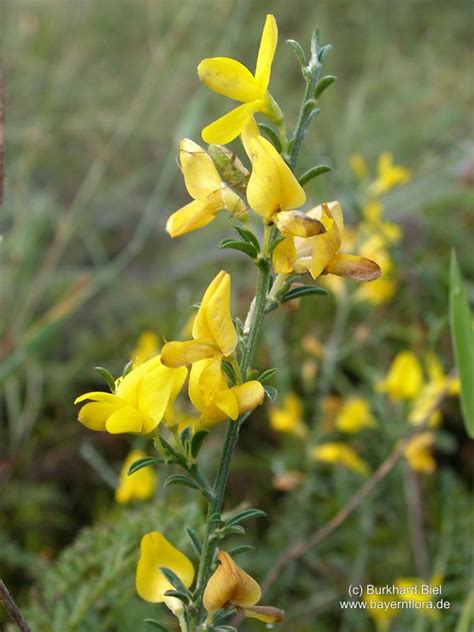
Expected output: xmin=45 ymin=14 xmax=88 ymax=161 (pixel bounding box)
xmin=363 ymin=591 xmax=397 ymax=630
xmin=394 ymin=577 xmax=439 ymax=620
xmin=311 ymin=442 xmax=369 ymax=476
xmin=75 ymin=355 xmax=187 ymax=434
xmin=403 ymin=432 xmax=436 ymax=474
xmin=355 ymin=236 xmax=398 ymax=305
xmin=335 ymin=397 xmax=376 ymax=433
xmin=161 ymin=271 xmax=237 ymax=402
xmin=198 ymin=15 xmax=281 ymax=144
xmin=166 ymin=139 xmax=246 ymax=237
xmin=136 ymin=531 xmax=194 ymax=613
xmin=245 ymin=131 xmax=306 ymax=219
xmin=269 ymin=393 xmax=308 ymax=439
xmin=377 ymin=351 xmax=424 ymax=401
xmin=189 ymin=358 xmax=264 ymax=427
xmin=203 ymin=551 xmax=284 ymax=624
xmin=368 ymin=152 xmax=411 ymax=196
xmin=131 ymin=331 xmax=160 ymax=367
xmin=273 ymin=201 xmax=381 ymax=282
xmin=115 ymin=450 xmax=157 ymax=504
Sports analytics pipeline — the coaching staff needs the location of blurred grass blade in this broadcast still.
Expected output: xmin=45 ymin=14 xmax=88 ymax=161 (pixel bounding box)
xmin=449 ymin=251 xmax=474 ymax=437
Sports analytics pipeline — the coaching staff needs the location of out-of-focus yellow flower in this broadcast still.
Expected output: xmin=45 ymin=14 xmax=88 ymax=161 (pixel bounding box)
xmin=302 ymin=334 xmax=324 ymax=358
xmin=136 ymin=531 xmax=194 ymax=613
xmin=203 ymin=551 xmax=284 ymax=624
xmin=362 ymin=201 xmax=402 ymax=244
xmin=272 ymin=469 xmax=306 ymax=492
xmin=355 ymin=235 xmax=398 ymax=305
xmin=198 ymin=15 xmax=281 ymax=144
xmin=269 ymin=393 xmax=308 ymax=439
xmin=377 ymin=351 xmax=424 ymax=401
xmin=394 ymin=577 xmax=439 ymax=620
xmin=75 ymin=356 xmax=187 ymax=434
xmin=335 ymin=397 xmax=377 ymax=433
xmin=368 ymin=152 xmax=411 ymax=196
xmin=131 ymin=331 xmax=160 ymax=367
xmin=409 ymin=353 xmax=459 ymax=426
xmin=161 ymin=271 xmax=237 ymax=403
xmin=349 ymin=153 xmax=369 ymax=182
xmin=245 ymin=131 xmax=306 ymax=219
xmin=273 ymin=201 xmax=381 ymax=281
xmin=311 ymin=442 xmax=369 ymax=476
xmin=363 ymin=591 xmax=397 ymax=630
xmin=403 ymin=432 xmax=436 ymax=474
xmin=115 ymin=450 xmax=157 ymax=504
xmin=189 ymin=358 xmax=264 ymax=427
xmin=166 ymin=139 xmax=245 ymax=237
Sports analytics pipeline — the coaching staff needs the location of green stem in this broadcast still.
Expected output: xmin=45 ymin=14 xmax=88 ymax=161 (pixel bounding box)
xmin=289 ymin=61 xmax=322 ymax=170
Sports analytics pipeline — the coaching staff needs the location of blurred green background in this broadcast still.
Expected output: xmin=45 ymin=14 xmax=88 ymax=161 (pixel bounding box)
xmin=1 ymin=0 xmax=473 ymax=630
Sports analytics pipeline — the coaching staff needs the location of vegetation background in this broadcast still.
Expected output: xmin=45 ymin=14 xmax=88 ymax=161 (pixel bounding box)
xmin=1 ymin=0 xmax=472 ymax=630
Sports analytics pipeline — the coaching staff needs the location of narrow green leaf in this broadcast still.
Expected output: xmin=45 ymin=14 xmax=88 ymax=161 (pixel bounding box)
xmin=234 ymin=226 xmax=261 ymax=252
xmin=222 ymin=524 xmax=246 ymax=536
xmin=159 ymin=567 xmax=189 ymax=595
xmin=298 ymin=165 xmax=332 ymax=187
xmin=257 ymin=368 xmax=278 ymax=383
xmin=186 ymin=527 xmax=202 ymax=556
xmin=258 ymin=123 xmax=282 ymax=153
xmin=221 ymin=360 xmax=237 ymax=385
xmin=94 ymin=366 xmax=116 ymax=393
xmin=281 ymin=285 xmax=328 ymax=303
xmin=180 ymin=426 xmax=192 ymax=446
xmin=190 ymin=430 xmax=209 ymax=458
xmin=159 ymin=437 xmax=187 ymax=466
xmin=264 ymin=385 xmax=278 ymax=403
xmin=314 ymin=75 xmax=337 ymax=99
xmin=144 ymin=620 xmax=168 ymax=631
xmin=163 ymin=589 xmax=190 ymax=605
xmin=268 ymin=234 xmax=285 ymax=255
xmin=226 ymin=508 xmax=266 ymax=527
xmin=128 ymin=456 xmax=162 ymax=476
xmin=227 ymin=544 xmax=255 ymax=558
xmin=286 ymin=39 xmax=306 ymax=67
xmin=164 ymin=474 xmax=200 ymax=491
xmin=449 ymin=251 xmax=474 ymax=437
xmin=310 ymin=27 xmax=321 ymax=58
xmin=318 ymin=43 xmax=333 ymax=61
xmin=219 ymin=239 xmax=258 ymax=259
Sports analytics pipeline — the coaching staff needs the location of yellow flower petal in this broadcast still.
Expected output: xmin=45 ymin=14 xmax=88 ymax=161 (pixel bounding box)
xmin=254 ymin=15 xmax=278 ymax=93
xmin=166 ymin=200 xmax=217 ymax=238
xmin=247 ymin=136 xmax=305 ymax=217
xmin=203 ymin=551 xmax=261 ymax=613
xmin=335 ymin=397 xmax=376 ymax=433
xmin=274 ymin=210 xmax=326 ymax=238
xmin=197 ymin=57 xmax=261 ymax=102
xmin=139 ymin=366 xmax=186 ymax=433
xmin=214 ymin=389 xmax=239 ymax=421
xmin=231 ymin=380 xmax=265 ymax=415
xmin=272 ymin=236 xmax=297 ymax=274
xmin=115 ymin=356 xmax=162 ymax=408
xmin=377 ymin=351 xmax=424 ymax=401
xmin=179 ymin=138 xmax=224 ymax=202
xmin=136 ymin=531 xmax=194 ymax=603
xmin=269 ymin=393 xmax=307 ymax=438
xmin=311 ymin=442 xmax=369 ymax=476
xmin=193 ymin=270 xmax=237 ymax=357
xmin=202 ymin=101 xmax=262 ymax=145
xmin=160 ymin=340 xmax=216 ymax=367
xmin=199 ymin=354 xmax=223 ymax=406
xmin=105 ymin=405 xmax=144 ymax=434
xmin=324 ymin=253 xmax=381 ymax=281
xmin=404 ymin=432 xmax=436 ymax=474
xmin=77 ymin=400 xmax=124 ymax=431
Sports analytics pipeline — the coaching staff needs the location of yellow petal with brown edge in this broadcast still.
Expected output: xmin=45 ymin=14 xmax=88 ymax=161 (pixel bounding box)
xmin=204 ymin=272 xmax=237 ymax=357
xmin=325 ymin=254 xmax=381 ymax=281
xmin=274 ymin=210 xmax=326 ymax=237
xmin=198 ymin=57 xmax=261 ymax=102
xmin=136 ymin=531 xmax=194 ymax=603
xmin=161 ymin=340 xmax=216 ymax=367
xmin=232 ymin=380 xmax=265 ymax=414
xmin=254 ymin=15 xmax=278 ymax=93
xmin=166 ymin=200 xmax=217 ymax=238
xmin=105 ymin=405 xmax=144 ymax=434
xmin=272 ymin=236 xmax=297 ymax=274
xmin=202 ymin=101 xmax=262 ymax=145
xmin=179 ymin=138 xmax=224 ymax=202
xmin=198 ymin=354 xmax=223 ymax=406
xmin=243 ymin=605 xmax=285 ymax=623
xmin=203 ymin=551 xmax=261 ymax=613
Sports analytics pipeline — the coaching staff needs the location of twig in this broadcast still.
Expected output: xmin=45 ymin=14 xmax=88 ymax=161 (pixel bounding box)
xmin=0 ymin=579 xmax=31 ymax=632
xmin=402 ymin=462 xmax=429 ymax=579
xmin=259 ymin=377 xmax=453 ymax=596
